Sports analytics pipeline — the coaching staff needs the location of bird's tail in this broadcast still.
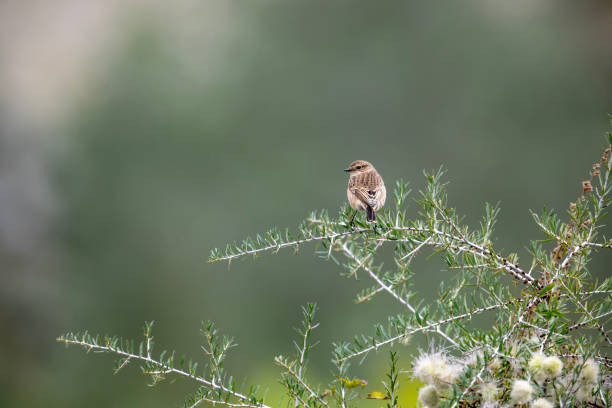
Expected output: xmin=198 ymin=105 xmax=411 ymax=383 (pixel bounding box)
xmin=366 ymin=206 xmax=376 ymax=223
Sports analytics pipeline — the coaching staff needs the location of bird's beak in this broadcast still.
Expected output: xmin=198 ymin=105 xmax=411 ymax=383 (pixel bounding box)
xmin=344 ymin=168 xmax=350 ymax=172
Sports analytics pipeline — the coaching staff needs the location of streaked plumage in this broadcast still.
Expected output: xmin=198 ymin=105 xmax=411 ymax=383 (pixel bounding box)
xmin=344 ymin=160 xmax=386 ymax=222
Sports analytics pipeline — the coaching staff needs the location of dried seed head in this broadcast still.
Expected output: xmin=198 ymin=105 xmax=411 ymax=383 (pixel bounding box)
xmin=592 ymin=163 xmax=601 ymax=177
xmin=582 ymin=180 xmax=593 ymax=193
xmin=552 ymin=245 xmax=563 ymax=260
xmin=602 ymin=147 xmax=610 ymax=163
xmin=569 ymin=202 xmax=576 ymax=211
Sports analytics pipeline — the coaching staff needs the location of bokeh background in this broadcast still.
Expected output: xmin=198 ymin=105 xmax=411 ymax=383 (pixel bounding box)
xmin=1 ymin=1 xmax=611 ymax=407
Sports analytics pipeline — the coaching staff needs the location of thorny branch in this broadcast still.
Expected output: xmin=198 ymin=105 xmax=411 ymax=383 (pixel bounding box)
xmin=57 ymin=334 xmax=270 ymax=408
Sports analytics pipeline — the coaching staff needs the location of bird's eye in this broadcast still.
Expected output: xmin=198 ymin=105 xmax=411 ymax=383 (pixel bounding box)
xmin=356 ymin=166 xmax=362 ymax=169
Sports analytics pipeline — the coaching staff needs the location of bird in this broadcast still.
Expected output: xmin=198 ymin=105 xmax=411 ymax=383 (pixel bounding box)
xmin=344 ymin=160 xmax=386 ymax=224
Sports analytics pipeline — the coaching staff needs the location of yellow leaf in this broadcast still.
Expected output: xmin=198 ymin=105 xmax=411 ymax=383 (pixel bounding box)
xmin=337 ymin=376 xmax=368 ymax=388
xmin=366 ymin=392 xmax=389 ymax=400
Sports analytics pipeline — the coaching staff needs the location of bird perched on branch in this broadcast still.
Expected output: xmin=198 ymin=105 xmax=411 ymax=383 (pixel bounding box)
xmin=344 ymin=160 xmax=386 ymax=224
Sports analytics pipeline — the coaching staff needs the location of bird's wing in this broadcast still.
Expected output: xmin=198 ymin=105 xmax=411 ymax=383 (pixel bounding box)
xmin=349 ymin=173 xmax=383 ymax=208
xmin=351 ymin=187 xmax=378 ymax=208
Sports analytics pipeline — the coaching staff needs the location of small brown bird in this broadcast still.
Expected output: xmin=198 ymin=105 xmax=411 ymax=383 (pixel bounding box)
xmin=345 ymin=160 xmax=386 ymax=224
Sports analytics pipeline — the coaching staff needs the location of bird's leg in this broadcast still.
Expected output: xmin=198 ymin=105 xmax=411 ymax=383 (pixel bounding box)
xmin=348 ymin=209 xmax=357 ymax=229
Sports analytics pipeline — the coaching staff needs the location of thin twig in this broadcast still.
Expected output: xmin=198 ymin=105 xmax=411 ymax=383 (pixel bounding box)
xmin=341 ymin=242 xmax=416 ymax=313
xmin=275 ymin=358 xmax=329 ymax=408
xmin=336 ymin=300 xmax=517 ymax=363
xmin=58 ymin=336 xmax=270 ymax=408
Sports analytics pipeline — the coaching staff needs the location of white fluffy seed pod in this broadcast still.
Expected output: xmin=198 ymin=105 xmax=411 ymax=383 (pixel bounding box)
xmin=575 ymin=384 xmax=595 ymax=403
xmin=487 ymin=357 xmax=501 ymax=373
xmin=417 ymin=384 xmax=439 ymax=407
xmin=542 ymin=355 xmax=563 ymax=379
xmin=579 ymin=358 xmax=600 ymax=384
xmin=510 ymin=379 xmax=534 ymax=405
xmin=413 ymin=351 xmax=462 ymax=391
xmin=528 ymin=352 xmax=547 ymax=383
xmin=531 ymin=398 xmax=553 ymax=408
xmin=479 ymin=382 xmax=498 ymax=402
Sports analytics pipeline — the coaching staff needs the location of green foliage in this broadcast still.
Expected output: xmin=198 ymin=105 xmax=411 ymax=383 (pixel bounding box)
xmin=275 ymin=303 xmax=327 ymax=408
xmin=58 ymin=136 xmax=612 ymax=407
xmin=384 ymin=351 xmax=400 ymax=408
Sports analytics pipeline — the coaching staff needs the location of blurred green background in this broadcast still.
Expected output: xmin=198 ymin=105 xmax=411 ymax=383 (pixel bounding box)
xmin=1 ymin=1 xmax=611 ymax=407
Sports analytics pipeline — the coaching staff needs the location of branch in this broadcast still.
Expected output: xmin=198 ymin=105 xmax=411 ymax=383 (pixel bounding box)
xmin=295 ymin=304 xmax=319 ymax=408
xmin=559 ymin=152 xmax=611 ymax=272
xmin=209 ymin=227 xmax=371 ymax=263
xmin=340 ymin=242 xmax=416 ymax=313
xmin=450 ymin=365 xmax=486 ymax=408
xmin=568 ymin=310 xmax=612 ymax=332
xmin=212 ymin=218 xmax=535 ymax=286
xmin=558 ymin=279 xmax=612 ymax=345
xmin=188 ymin=393 xmax=262 ymax=408
xmin=57 ymin=334 xmax=269 ymax=408
xmin=336 ymin=299 xmax=517 ymax=363
xmin=275 ymin=356 xmax=329 ymax=408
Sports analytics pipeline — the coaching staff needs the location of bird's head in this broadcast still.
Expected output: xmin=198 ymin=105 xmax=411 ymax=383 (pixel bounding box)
xmin=344 ymin=160 xmax=373 ymax=174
